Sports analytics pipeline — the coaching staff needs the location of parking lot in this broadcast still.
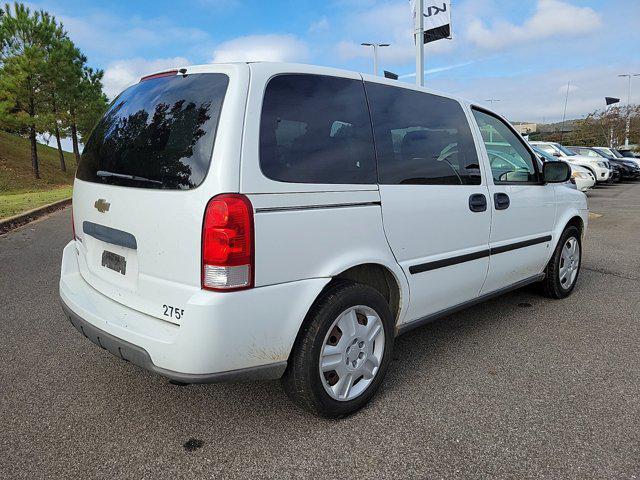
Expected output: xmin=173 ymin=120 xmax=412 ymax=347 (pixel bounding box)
xmin=1 ymin=183 xmax=639 ymax=479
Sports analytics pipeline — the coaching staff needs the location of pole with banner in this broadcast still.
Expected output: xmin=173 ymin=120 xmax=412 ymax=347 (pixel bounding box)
xmin=605 ymin=97 xmax=620 ymax=147
xmin=411 ymin=0 xmax=452 ymax=86
xmin=414 ymin=0 xmax=424 ymax=86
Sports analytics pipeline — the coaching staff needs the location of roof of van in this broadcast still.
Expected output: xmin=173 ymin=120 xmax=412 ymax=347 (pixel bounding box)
xmin=170 ymin=61 xmax=477 ymax=109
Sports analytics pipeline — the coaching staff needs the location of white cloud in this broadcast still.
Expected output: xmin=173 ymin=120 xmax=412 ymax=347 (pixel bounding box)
xmin=426 ymin=62 xmax=640 ymax=123
xmin=210 ymin=34 xmax=309 ymax=63
xmin=333 ymin=2 xmax=454 ymax=66
xmin=35 ymin=7 xmax=211 ymax=59
xmin=102 ymin=57 xmax=190 ymax=99
xmin=467 ymin=0 xmax=601 ymax=50
xmin=399 ymin=57 xmax=493 ymax=79
xmin=309 ymin=16 xmax=330 ymax=34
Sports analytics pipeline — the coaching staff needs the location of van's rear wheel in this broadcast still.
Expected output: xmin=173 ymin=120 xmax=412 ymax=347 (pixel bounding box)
xmin=541 ymin=226 xmax=581 ymax=299
xmin=282 ymin=281 xmax=394 ymax=418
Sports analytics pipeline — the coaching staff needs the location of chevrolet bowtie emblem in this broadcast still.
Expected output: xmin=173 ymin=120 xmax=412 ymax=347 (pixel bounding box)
xmin=94 ymin=199 xmax=110 ymax=213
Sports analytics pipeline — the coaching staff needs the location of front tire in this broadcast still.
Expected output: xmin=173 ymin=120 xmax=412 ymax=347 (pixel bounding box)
xmin=541 ymin=226 xmax=581 ymax=299
xmin=282 ymin=281 xmax=395 ymax=418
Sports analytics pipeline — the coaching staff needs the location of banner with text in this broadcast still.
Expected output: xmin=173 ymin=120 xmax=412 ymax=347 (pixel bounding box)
xmin=411 ymin=0 xmax=452 ymax=43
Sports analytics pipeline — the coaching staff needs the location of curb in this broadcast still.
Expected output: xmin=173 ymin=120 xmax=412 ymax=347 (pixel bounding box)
xmin=0 ymin=197 xmax=72 ymax=235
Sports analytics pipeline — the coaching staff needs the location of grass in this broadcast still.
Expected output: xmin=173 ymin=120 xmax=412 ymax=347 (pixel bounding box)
xmin=0 ymin=186 xmax=73 ymax=219
xmin=0 ymin=130 xmax=77 ymax=195
xmin=0 ymin=130 xmax=77 ymax=219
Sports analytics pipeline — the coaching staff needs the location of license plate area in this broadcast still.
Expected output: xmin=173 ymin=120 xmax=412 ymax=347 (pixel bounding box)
xmin=102 ymin=250 xmax=127 ymax=275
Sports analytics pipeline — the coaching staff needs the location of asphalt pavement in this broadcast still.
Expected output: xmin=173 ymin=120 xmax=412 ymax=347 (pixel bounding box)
xmin=1 ymin=183 xmax=639 ymax=479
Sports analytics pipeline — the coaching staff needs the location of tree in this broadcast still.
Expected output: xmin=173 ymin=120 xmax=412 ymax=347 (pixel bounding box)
xmin=43 ymin=36 xmax=82 ymax=172
xmin=76 ymin=66 xmax=108 ymax=144
xmin=0 ymin=3 xmax=64 ymax=179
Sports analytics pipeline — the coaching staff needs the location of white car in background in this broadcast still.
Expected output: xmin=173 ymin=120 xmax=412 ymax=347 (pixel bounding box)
xmin=594 ymin=146 xmax=640 ymax=168
xmin=530 ymin=141 xmax=611 ymax=183
xmin=532 ymin=146 xmax=595 ymax=192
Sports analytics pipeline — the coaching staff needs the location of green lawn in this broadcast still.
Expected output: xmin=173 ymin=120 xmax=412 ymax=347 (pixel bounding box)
xmin=0 ymin=131 xmax=77 ymax=194
xmin=0 ymin=131 xmax=76 ymax=220
xmin=0 ymin=186 xmax=73 ymax=220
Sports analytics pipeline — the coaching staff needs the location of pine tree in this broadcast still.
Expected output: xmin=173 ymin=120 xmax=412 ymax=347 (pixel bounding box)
xmin=0 ymin=3 xmax=64 ymax=179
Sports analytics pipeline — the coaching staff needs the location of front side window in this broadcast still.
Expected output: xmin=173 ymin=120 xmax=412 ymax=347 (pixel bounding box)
xmin=365 ymin=82 xmax=481 ymax=186
xmin=472 ymin=109 xmax=538 ymax=183
xmin=259 ymin=74 xmax=376 ymax=184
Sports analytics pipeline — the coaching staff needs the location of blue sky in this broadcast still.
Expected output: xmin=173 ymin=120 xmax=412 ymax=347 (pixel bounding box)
xmin=30 ymin=0 xmax=640 ymax=123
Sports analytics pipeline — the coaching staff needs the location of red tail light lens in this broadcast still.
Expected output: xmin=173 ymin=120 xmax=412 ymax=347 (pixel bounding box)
xmin=202 ymin=194 xmax=254 ymax=291
xmin=71 ymin=206 xmax=76 ymax=240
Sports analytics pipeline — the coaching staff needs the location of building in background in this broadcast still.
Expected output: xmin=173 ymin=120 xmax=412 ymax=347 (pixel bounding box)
xmin=512 ymin=122 xmax=538 ymax=135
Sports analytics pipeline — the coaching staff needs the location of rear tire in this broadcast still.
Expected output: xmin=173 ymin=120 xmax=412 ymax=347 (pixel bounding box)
xmin=282 ymin=281 xmax=394 ymax=418
xmin=541 ymin=226 xmax=581 ymax=299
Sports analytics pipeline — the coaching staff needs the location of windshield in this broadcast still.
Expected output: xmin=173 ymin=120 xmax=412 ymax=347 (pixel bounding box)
xmin=554 ymin=144 xmax=576 ymax=156
xmin=594 ymin=147 xmax=614 ymax=159
xmin=610 ymin=149 xmax=624 ymax=158
xmin=77 ymin=73 xmax=229 ymax=190
xmin=532 ymin=146 xmax=557 ymax=162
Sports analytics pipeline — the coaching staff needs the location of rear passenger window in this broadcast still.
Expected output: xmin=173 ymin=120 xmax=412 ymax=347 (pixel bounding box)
xmin=365 ymin=82 xmax=481 ymax=185
xmin=260 ymin=74 xmax=376 ymax=184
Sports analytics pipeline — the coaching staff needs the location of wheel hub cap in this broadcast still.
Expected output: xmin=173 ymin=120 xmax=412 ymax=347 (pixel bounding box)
xmin=559 ymin=237 xmax=580 ymax=288
xmin=319 ymin=306 xmax=385 ymax=402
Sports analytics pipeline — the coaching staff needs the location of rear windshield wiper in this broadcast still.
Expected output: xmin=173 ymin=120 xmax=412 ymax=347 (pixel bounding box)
xmin=96 ymin=170 xmax=164 ymax=187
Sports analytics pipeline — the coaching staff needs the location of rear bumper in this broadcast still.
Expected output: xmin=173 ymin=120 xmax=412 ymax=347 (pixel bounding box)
xmin=61 ymin=299 xmax=286 ymax=383
xmin=59 ymin=241 xmax=329 ymax=382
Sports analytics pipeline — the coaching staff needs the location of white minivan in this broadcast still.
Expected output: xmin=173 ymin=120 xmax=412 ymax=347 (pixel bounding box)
xmin=60 ymin=63 xmax=588 ymax=417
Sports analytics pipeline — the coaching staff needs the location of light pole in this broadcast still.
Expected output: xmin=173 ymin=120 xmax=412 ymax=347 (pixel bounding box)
xmin=618 ymin=73 xmax=640 ymax=147
xmin=361 ymin=43 xmax=390 ymax=77
xmin=560 ymin=80 xmax=571 ymax=142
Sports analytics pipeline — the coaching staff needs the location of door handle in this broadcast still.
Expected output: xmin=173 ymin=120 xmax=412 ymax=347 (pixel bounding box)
xmin=494 ymin=192 xmax=510 ymax=210
xmin=469 ymin=193 xmax=487 ymax=212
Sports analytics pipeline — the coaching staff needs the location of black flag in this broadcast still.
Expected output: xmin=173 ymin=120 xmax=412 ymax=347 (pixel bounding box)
xmin=605 ymin=97 xmax=620 ymax=106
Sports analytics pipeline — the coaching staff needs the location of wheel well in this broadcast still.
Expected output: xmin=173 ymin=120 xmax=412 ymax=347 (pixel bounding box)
xmin=332 ymin=264 xmax=401 ymax=323
xmin=565 ymin=216 xmax=584 ymax=238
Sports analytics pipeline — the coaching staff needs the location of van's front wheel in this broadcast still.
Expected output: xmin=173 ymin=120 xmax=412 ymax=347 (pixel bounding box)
xmin=541 ymin=226 xmax=582 ymax=299
xmin=282 ymin=281 xmax=394 ymax=418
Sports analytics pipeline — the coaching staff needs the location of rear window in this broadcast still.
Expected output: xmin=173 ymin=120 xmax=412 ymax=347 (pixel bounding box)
xmin=77 ymin=73 xmax=229 ymax=190
xmin=259 ymin=74 xmax=376 ymax=184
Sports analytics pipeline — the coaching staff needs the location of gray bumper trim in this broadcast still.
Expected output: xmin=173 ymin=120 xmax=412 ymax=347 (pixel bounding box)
xmin=61 ymin=300 xmax=287 ymax=383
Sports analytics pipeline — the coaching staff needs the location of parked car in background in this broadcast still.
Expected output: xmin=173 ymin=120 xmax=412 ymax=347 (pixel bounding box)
xmin=618 ymin=149 xmax=640 ymax=159
xmin=593 ymin=146 xmax=640 ymax=169
xmin=530 ymin=141 xmax=611 ymax=183
xmin=566 ymin=146 xmax=630 ymax=181
xmin=532 ymin=146 xmax=595 ymax=192
xmin=59 ymin=62 xmax=587 ymax=417
xmin=584 ymin=147 xmax=640 ymax=180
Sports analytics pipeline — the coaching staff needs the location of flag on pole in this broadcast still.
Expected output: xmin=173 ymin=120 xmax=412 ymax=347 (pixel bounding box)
xmin=605 ymin=97 xmax=620 ymax=106
xmin=411 ymin=0 xmax=452 ymax=43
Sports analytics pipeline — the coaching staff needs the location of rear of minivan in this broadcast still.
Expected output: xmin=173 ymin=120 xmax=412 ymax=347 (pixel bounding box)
xmin=60 ymin=63 xmax=331 ymax=381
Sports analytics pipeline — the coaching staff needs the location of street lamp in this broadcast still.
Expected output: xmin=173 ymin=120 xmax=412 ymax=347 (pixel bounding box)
xmin=361 ymin=43 xmax=390 ymax=77
xmin=618 ymin=73 xmax=640 ymax=147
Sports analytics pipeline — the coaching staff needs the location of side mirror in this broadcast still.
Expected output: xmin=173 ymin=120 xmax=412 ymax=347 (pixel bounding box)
xmin=543 ymin=161 xmax=571 ymax=183
xmin=552 ymin=152 xmax=562 ymax=157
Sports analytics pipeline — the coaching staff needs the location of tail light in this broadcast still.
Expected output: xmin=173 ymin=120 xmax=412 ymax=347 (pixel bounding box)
xmin=140 ymin=70 xmax=178 ymax=82
xmin=201 ymin=194 xmax=254 ymax=291
xmin=71 ymin=206 xmax=76 ymax=240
